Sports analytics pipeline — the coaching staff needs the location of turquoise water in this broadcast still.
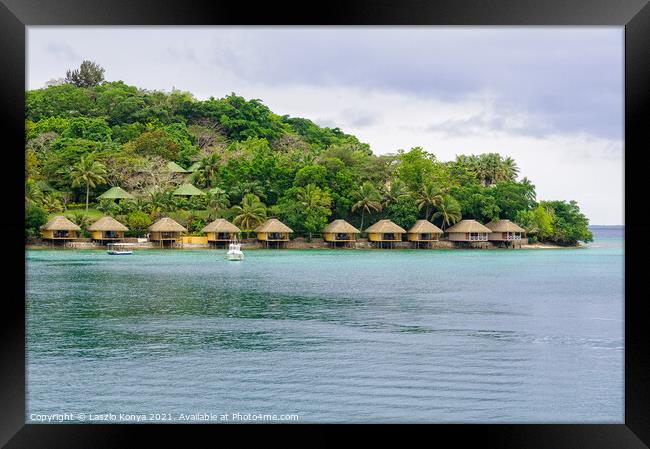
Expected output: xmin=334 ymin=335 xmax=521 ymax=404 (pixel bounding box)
xmin=26 ymin=227 xmax=624 ymax=423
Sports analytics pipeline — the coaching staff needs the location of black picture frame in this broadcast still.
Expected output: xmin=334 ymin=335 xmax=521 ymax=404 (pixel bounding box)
xmin=2 ymin=0 xmax=648 ymax=446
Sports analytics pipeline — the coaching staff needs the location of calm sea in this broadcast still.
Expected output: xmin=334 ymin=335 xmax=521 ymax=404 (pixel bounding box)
xmin=26 ymin=226 xmax=624 ymax=423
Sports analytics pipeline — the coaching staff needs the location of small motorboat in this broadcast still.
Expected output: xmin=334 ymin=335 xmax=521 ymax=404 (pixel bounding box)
xmin=107 ymin=242 xmax=134 ymax=255
xmin=226 ymin=242 xmax=244 ymax=261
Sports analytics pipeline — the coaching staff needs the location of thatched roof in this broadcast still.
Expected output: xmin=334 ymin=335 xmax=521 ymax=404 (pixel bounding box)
xmin=97 ymin=186 xmax=135 ymax=200
xmin=365 ymin=219 xmax=406 ymax=234
xmin=87 ymin=216 xmax=129 ymax=232
xmin=323 ymin=219 xmax=360 ymax=234
xmin=254 ymin=218 xmax=293 ymax=233
xmin=173 ymin=183 xmax=205 ymax=196
xmin=164 ymin=161 xmax=189 ymax=173
xmin=445 ymin=219 xmax=491 ymax=233
xmin=148 ymin=217 xmax=188 ymax=232
xmin=201 ymin=218 xmax=240 ymax=233
xmin=485 ymin=219 xmax=526 ymax=233
xmin=187 ymin=161 xmax=202 ymax=172
xmin=40 ymin=216 xmax=81 ymax=231
xmin=408 ymin=220 xmax=443 ymax=234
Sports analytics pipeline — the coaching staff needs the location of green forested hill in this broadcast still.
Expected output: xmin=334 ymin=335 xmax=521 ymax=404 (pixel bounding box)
xmin=24 ymin=66 xmax=592 ymax=245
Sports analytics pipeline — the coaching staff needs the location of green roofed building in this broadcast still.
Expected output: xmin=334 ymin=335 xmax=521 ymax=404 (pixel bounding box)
xmin=187 ymin=161 xmax=202 ymax=172
xmin=97 ymin=186 xmax=135 ymax=201
xmin=173 ymin=183 xmax=205 ymax=197
xmin=165 ymin=161 xmax=190 ymax=173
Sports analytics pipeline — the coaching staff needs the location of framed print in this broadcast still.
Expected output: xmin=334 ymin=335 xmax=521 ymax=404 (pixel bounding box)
xmin=1 ymin=0 xmax=649 ymax=446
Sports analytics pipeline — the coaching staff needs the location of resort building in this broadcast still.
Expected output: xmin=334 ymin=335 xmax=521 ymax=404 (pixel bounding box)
xmin=97 ymin=186 xmax=135 ymax=202
xmin=148 ymin=217 xmax=188 ymax=247
xmin=40 ymin=216 xmax=81 ymax=242
xmin=172 ymin=183 xmax=205 ymax=197
xmin=254 ymin=219 xmax=293 ymax=248
xmin=365 ymin=219 xmax=406 ymax=248
xmin=407 ymin=220 xmax=444 ymax=248
xmin=445 ymin=219 xmax=492 ymax=244
xmin=322 ymin=219 xmax=360 ymax=247
xmin=485 ymin=219 xmax=527 ymax=247
xmin=164 ymin=161 xmax=190 ymax=174
xmin=202 ymin=218 xmax=241 ymax=247
xmin=87 ymin=216 xmax=129 ymax=244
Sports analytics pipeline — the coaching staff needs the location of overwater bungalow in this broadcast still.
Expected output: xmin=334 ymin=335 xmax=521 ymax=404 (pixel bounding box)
xmin=365 ymin=219 xmax=406 ymax=248
xmin=87 ymin=216 xmax=129 ymax=244
xmin=485 ymin=219 xmax=527 ymax=247
xmin=202 ymin=218 xmax=241 ymax=247
xmin=148 ymin=217 xmax=188 ymax=247
xmin=254 ymin=219 xmax=293 ymax=248
xmin=407 ymin=220 xmax=444 ymax=248
xmin=322 ymin=219 xmax=360 ymax=247
xmin=445 ymin=219 xmax=492 ymax=245
xmin=40 ymin=216 xmax=81 ymax=243
xmin=97 ymin=186 xmax=135 ymax=202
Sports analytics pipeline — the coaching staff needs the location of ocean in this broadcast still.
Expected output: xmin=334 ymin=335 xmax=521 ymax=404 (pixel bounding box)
xmin=25 ymin=226 xmax=624 ymax=423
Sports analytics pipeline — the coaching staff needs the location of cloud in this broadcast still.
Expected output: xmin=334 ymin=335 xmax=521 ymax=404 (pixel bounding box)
xmin=44 ymin=42 xmax=80 ymax=61
xmin=25 ymin=27 xmax=624 ymax=223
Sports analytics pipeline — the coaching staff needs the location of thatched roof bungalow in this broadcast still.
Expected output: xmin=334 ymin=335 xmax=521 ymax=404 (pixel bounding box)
xmin=202 ymin=218 xmax=240 ymax=243
xmin=164 ymin=161 xmax=190 ymax=174
xmin=407 ymin=220 xmax=443 ymax=247
xmin=148 ymin=217 xmax=188 ymax=246
xmin=88 ymin=216 xmax=129 ymax=242
xmin=485 ymin=219 xmax=526 ymax=242
xmin=254 ymin=219 xmax=293 ymax=244
xmin=40 ymin=216 xmax=81 ymax=240
xmin=445 ymin=219 xmax=491 ymax=242
xmin=323 ymin=219 xmax=360 ymax=244
xmin=97 ymin=186 xmax=135 ymax=201
xmin=365 ymin=219 xmax=406 ymax=245
xmin=173 ymin=183 xmax=205 ymax=197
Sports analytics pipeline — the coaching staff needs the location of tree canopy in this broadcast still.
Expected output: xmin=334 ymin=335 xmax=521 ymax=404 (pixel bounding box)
xmin=24 ymin=65 xmax=592 ymax=244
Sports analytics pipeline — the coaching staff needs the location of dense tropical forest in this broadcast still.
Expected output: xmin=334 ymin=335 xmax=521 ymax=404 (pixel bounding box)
xmin=25 ymin=61 xmax=593 ymax=245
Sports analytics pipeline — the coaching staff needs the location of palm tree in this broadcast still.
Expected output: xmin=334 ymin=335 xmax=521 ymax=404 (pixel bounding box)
xmin=416 ymin=183 xmax=444 ymax=220
xmin=206 ymin=187 xmax=231 ymax=220
xmin=232 ymin=194 xmax=267 ymax=236
xmin=432 ymin=195 xmax=462 ymax=230
xmin=69 ymin=155 xmax=107 ymax=213
xmin=381 ymin=179 xmax=407 ymax=208
xmin=351 ymin=181 xmax=382 ymax=233
xmin=69 ymin=211 xmax=92 ymax=232
xmin=503 ymin=156 xmax=519 ymax=181
xmin=193 ymin=153 xmax=221 ymax=188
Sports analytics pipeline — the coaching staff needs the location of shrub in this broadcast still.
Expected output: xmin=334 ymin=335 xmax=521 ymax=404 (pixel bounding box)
xmin=25 ymin=204 xmax=47 ymax=239
xmin=126 ymin=210 xmax=152 ymax=236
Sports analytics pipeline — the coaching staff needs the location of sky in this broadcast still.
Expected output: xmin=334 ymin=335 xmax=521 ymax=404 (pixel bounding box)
xmin=27 ymin=27 xmax=624 ymax=224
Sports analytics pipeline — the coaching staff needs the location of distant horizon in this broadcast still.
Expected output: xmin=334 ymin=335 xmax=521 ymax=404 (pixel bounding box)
xmin=27 ymin=27 xmax=624 ymax=225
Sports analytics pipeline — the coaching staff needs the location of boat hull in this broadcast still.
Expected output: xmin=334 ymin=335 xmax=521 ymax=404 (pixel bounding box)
xmin=107 ymin=251 xmax=133 ymax=255
xmin=227 ymin=253 xmax=244 ymax=261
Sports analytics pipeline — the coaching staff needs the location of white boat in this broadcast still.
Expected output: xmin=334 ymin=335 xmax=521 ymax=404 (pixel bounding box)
xmin=226 ymin=242 xmax=244 ymax=261
xmin=107 ymin=242 xmax=134 ymax=255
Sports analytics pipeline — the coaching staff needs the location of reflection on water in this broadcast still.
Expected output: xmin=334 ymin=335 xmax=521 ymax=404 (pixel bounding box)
xmin=26 ymin=227 xmax=623 ymax=423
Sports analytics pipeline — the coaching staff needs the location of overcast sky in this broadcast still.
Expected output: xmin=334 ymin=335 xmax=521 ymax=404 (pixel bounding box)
xmin=27 ymin=27 xmax=624 ymax=224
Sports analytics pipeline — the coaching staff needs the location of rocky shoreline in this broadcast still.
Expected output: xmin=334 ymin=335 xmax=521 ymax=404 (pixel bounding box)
xmin=26 ymin=237 xmax=572 ymax=250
